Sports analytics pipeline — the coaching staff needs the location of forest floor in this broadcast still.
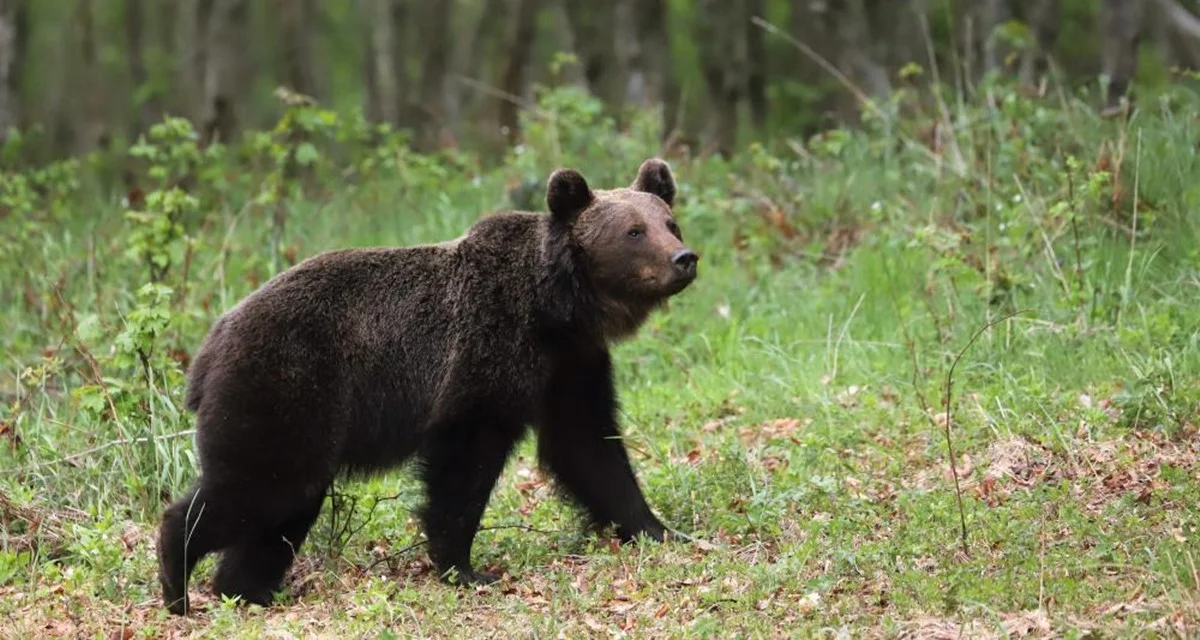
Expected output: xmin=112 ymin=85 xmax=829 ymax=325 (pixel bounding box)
xmin=1 ymin=86 xmax=1198 ymax=638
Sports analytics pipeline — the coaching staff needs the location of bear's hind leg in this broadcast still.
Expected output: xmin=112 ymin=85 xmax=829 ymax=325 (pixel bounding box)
xmin=213 ymin=497 xmax=324 ymax=608
xmin=418 ymin=416 xmax=526 ymax=585
xmin=158 ymin=484 xmax=243 ymax=615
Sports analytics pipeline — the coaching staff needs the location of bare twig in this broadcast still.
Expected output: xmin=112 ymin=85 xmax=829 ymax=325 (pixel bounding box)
xmin=942 ymin=308 xmax=1032 ymax=554
xmin=750 ymin=15 xmax=963 ymax=176
xmin=882 ymin=252 xmax=1033 ymax=556
xmin=749 ymin=16 xmax=881 ymax=120
xmin=451 ymin=74 xmax=548 ymax=119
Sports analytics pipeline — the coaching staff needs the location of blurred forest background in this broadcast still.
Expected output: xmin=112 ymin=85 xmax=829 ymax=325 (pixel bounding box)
xmin=0 ymin=0 xmax=1198 ymax=166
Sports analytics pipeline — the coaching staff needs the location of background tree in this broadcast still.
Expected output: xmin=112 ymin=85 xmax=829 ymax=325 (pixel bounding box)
xmin=1 ymin=0 xmax=1200 ymax=165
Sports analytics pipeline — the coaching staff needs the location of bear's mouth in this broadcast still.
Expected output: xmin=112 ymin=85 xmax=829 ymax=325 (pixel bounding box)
xmin=663 ymin=269 xmax=696 ymax=295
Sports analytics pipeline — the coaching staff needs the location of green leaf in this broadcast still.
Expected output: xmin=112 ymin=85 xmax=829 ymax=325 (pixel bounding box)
xmin=295 ymin=143 xmax=320 ymax=167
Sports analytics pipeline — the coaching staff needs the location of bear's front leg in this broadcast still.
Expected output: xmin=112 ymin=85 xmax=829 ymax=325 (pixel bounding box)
xmin=418 ymin=416 xmax=526 ymax=586
xmin=537 ymin=350 xmax=669 ymax=542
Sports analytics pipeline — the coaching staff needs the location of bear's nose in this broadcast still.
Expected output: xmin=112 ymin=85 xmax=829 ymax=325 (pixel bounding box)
xmin=671 ymin=248 xmax=699 ymax=272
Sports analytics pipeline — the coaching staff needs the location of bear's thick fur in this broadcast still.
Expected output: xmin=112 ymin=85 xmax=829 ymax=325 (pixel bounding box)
xmin=158 ymin=158 xmax=699 ymax=614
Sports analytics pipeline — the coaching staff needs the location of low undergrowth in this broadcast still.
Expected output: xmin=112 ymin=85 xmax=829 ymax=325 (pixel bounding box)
xmin=1 ymin=80 xmax=1198 ymax=638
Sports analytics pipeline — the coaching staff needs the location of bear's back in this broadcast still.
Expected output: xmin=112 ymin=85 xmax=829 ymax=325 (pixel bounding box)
xmin=185 ymin=211 xmax=556 ymax=455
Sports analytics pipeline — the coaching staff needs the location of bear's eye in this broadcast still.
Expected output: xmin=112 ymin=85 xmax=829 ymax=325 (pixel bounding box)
xmin=627 ymin=228 xmax=644 ymax=239
xmin=667 ymin=220 xmax=682 ymax=238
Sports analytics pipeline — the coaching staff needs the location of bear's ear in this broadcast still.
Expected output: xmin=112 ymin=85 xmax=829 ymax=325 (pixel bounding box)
xmin=546 ymin=168 xmax=594 ymax=223
xmin=631 ymin=157 xmax=676 ymax=207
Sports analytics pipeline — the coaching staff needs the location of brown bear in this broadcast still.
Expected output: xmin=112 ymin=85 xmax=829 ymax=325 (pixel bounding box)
xmin=157 ymin=158 xmax=699 ymax=614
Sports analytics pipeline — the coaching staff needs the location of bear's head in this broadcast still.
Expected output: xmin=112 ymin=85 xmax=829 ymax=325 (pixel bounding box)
xmin=544 ymin=158 xmax=698 ymax=341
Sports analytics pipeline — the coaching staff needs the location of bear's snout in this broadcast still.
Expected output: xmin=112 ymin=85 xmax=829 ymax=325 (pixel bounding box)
xmin=671 ymin=248 xmax=698 ymax=272
xmin=668 ymin=248 xmax=699 ymax=290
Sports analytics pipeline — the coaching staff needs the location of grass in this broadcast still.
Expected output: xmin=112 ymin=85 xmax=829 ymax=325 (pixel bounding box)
xmin=1 ymin=81 xmax=1199 ymax=638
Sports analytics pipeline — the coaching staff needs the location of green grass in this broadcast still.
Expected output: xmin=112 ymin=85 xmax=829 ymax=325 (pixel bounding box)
xmin=1 ymin=82 xmax=1199 ymax=638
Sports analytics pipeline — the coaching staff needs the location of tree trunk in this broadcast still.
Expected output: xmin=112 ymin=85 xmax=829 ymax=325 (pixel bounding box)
xmin=745 ymin=0 xmax=768 ymax=130
xmin=979 ymin=0 xmax=1013 ymax=75
xmin=1151 ymin=0 xmax=1200 ymax=70
xmin=414 ymin=0 xmax=452 ymax=150
xmin=199 ymin=0 xmax=251 ymax=146
xmin=75 ymin=0 xmax=109 ymax=153
xmin=1018 ymin=0 xmax=1060 ymax=86
xmin=830 ymin=0 xmax=891 ymax=101
xmin=0 ymin=0 xmax=23 ymax=142
xmin=391 ymin=0 xmax=417 ymax=129
xmin=615 ymin=0 xmax=671 ymax=113
xmin=276 ymin=0 xmax=317 ymax=98
xmin=787 ymin=0 xmax=842 ymax=133
xmin=497 ymin=0 xmax=540 ymax=144
xmin=126 ymin=0 xmax=162 ymax=136
xmin=156 ymin=0 xmax=180 ymax=112
xmin=549 ymin=0 xmax=585 ymax=86
xmin=564 ymin=0 xmax=622 ymax=106
xmin=697 ymin=0 xmax=747 ymax=156
xmin=455 ymin=0 xmax=503 ymax=124
xmin=614 ymin=0 xmax=642 ymax=105
xmin=623 ymin=0 xmax=674 ymax=139
xmin=193 ymin=0 xmax=215 ymax=118
xmin=869 ymin=0 xmax=928 ymax=72
xmin=1100 ymin=0 xmax=1145 ymax=111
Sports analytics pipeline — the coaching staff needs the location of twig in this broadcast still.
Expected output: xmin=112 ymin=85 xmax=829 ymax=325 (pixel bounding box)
xmin=749 ymin=16 xmax=882 ymax=121
xmin=1117 ymin=130 xmax=1142 ymax=330
xmin=750 ymin=15 xmax=959 ymax=176
xmin=451 ymin=74 xmax=548 ymax=119
xmin=942 ymin=308 xmax=1032 ymax=554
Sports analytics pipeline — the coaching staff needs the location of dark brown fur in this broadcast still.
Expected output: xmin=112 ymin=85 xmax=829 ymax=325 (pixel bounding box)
xmin=158 ymin=158 xmax=699 ymax=615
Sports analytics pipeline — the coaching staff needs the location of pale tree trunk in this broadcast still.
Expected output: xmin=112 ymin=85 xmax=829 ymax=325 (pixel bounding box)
xmin=788 ymin=0 xmax=841 ymax=133
xmin=497 ymin=0 xmax=540 ymax=144
xmin=0 ymin=0 xmax=23 ymax=142
xmin=1100 ymin=0 xmax=1145 ymax=112
xmin=414 ymin=0 xmax=452 ymax=150
xmin=564 ymin=0 xmax=622 ymax=106
xmin=1018 ymin=0 xmax=1060 ymax=85
xmin=75 ymin=0 xmax=110 ymax=153
xmin=362 ymin=0 xmax=393 ymax=123
xmin=156 ymin=0 xmax=179 ymax=112
xmin=622 ymin=0 xmax=674 ymax=138
xmin=362 ymin=0 xmax=404 ymax=125
xmin=615 ymin=0 xmax=671 ymax=112
xmin=125 ymin=0 xmax=162 ymax=136
xmin=697 ymin=0 xmax=748 ymax=156
xmin=456 ymin=0 xmax=503 ymax=130
xmin=869 ymin=0 xmax=928 ymax=72
xmin=392 ymin=0 xmax=419 ymax=129
xmin=199 ymin=0 xmax=251 ymax=146
xmin=830 ymin=0 xmax=891 ymax=101
xmin=614 ymin=0 xmax=643 ymax=105
xmin=745 ymin=0 xmax=767 ymax=130
xmin=549 ymin=0 xmax=585 ymax=86
xmin=193 ymin=0 xmax=215 ymax=116
xmin=277 ymin=0 xmax=317 ymax=98
xmin=1150 ymin=0 xmax=1200 ymax=70
xmin=979 ymin=0 xmax=1013 ymax=75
